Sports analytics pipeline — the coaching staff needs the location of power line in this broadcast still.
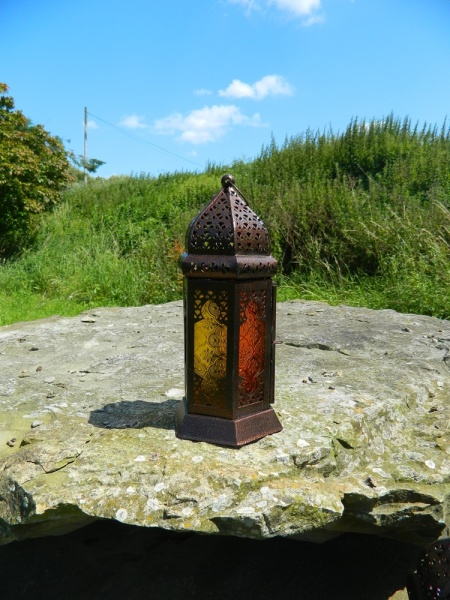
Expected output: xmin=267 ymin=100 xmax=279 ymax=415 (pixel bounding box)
xmin=87 ymin=111 xmax=204 ymax=169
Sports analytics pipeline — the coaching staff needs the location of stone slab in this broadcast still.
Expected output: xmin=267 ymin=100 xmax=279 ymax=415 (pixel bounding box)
xmin=0 ymin=300 xmax=449 ymax=546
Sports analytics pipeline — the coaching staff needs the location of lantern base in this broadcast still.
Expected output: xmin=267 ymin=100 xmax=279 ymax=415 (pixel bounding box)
xmin=175 ymin=399 xmax=282 ymax=448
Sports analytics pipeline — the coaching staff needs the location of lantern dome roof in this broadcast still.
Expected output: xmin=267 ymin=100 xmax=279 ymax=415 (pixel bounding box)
xmin=179 ymin=175 xmax=278 ymax=279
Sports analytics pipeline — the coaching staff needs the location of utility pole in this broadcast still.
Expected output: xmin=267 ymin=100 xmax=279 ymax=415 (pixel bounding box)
xmin=84 ymin=107 xmax=88 ymax=185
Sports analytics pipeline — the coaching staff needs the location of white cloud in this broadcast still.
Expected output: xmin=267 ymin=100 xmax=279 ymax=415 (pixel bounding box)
xmin=229 ymin=0 xmax=322 ymax=21
xmin=118 ymin=114 xmax=148 ymax=129
xmin=194 ymin=88 xmax=213 ymax=97
xmin=154 ymin=104 xmax=261 ymax=144
xmin=302 ymin=13 xmax=325 ymax=26
xmin=219 ymin=75 xmax=293 ymax=100
xmin=267 ymin=0 xmax=320 ymax=16
xmin=87 ymin=119 xmax=99 ymax=130
xmin=228 ymin=0 xmax=260 ymax=13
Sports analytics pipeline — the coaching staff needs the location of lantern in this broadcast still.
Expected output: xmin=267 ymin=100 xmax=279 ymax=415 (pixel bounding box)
xmin=175 ymin=174 xmax=282 ymax=447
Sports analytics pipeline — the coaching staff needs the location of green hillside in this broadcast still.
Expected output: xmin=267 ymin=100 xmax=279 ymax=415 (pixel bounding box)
xmin=1 ymin=115 xmax=450 ymax=326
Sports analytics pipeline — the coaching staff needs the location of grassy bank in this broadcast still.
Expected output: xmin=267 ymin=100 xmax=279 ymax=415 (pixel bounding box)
xmin=1 ymin=115 xmax=450 ymax=326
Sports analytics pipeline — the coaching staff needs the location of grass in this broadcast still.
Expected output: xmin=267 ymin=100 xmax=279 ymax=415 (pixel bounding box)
xmin=1 ymin=115 xmax=450 ymax=326
xmin=0 ymin=292 xmax=88 ymax=326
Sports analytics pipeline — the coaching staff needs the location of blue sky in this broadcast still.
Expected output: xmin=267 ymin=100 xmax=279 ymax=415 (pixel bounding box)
xmin=2 ymin=0 xmax=450 ymax=177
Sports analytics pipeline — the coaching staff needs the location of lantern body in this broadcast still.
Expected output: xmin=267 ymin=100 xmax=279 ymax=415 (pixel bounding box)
xmin=175 ymin=175 xmax=282 ymax=447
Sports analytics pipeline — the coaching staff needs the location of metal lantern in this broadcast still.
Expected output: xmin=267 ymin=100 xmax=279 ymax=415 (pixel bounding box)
xmin=175 ymin=174 xmax=282 ymax=447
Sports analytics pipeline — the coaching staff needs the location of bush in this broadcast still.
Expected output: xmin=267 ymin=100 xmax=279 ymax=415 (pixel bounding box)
xmin=0 ymin=83 xmax=71 ymax=257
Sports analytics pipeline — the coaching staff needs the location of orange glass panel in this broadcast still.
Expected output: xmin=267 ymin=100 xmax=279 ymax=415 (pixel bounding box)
xmin=238 ymin=290 xmax=266 ymax=407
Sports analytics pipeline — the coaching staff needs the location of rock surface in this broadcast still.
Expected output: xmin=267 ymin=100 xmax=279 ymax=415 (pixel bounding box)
xmin=0 ymin=300 xmax=449 ymax=547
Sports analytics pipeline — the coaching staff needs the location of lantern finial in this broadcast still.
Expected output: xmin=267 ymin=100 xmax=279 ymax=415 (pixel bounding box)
xmin=221 ymin=173 xmax=235 ymax=187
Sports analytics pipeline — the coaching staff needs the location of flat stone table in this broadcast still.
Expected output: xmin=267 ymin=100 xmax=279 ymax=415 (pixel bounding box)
xmin=0 ymin=300 xmax=449 ymax=549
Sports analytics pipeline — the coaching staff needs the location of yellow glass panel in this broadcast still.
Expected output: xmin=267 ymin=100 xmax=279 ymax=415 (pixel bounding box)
xmin=193 ymin=298 xmax=227 ymax=407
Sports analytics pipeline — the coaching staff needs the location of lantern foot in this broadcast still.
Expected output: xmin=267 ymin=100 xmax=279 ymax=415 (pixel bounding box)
xmin=175 ymin=399 xmax=282 ymax=448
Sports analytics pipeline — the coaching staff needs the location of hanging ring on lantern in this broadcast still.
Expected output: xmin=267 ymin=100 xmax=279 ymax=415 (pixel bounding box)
xmin=221 ymin=173 xmax=249 ymax=206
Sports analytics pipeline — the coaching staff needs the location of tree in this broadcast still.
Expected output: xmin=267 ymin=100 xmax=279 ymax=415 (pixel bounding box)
xmin=67 ymin=152 xmax=105 ymax=182
xmin=0 ymin=82 xmax=72 ymax=257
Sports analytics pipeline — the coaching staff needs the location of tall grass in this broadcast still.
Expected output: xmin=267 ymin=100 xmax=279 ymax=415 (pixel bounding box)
xmin=1 ymin=115 xmax=450 ymax=326
xmin=0 ymin=173 xmax=218 ymax=314
xmin=237 ymin=115 xmax=450 ymax=317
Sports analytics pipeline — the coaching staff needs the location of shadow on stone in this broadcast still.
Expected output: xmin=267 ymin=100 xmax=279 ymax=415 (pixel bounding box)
xmin=88 ymin=400 xmax=179 ymax=430
xmin=0 ymin=519 xmax=423 ymax=599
